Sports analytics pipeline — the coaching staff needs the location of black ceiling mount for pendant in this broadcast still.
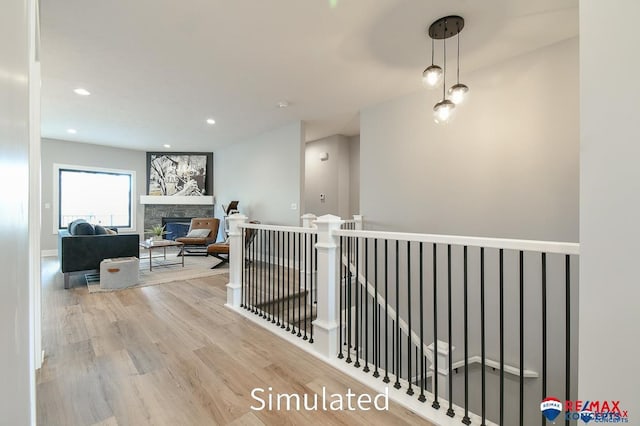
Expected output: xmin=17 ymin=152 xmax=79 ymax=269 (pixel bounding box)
xmin=428 ymin=15 xmax=464 ymax=40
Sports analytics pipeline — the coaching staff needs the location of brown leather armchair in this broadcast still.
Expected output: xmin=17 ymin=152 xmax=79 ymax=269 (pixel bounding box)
xmin=175 ymin=217 xmax=220 ymax=255
xmin=207 ymin=221 xmax=259 ymax=268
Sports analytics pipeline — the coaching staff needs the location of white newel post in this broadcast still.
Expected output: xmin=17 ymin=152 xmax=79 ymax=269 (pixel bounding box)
xmin=353 ymin=214 xmax=363 ymax=230
xmin=301 ymin=213 xmax=317 ymax=229
xmin=225 ymin=214 xmax=248 ymax=308
xmin=312 ymin=214 xmax=343 ymax=358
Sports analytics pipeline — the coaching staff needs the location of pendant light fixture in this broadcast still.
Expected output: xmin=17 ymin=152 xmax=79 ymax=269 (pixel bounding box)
xmin=448 ymin=19 xmax=469 ymax=105
xmin=422 ymin=38 xmax=443 ymax=89
xmin=433 ymin=32 xmax=455 ymax=124
xmin=424 ymin=15 xmax=468 ymax=124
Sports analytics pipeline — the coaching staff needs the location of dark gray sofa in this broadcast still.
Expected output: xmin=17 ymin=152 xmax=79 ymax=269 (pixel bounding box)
xmin=58 ymin=229 xmax=140 ymax=289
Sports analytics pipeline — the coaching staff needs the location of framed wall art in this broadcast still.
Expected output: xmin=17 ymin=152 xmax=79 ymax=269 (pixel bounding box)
xmin=146 ymin=152 xmax=213 ymax=197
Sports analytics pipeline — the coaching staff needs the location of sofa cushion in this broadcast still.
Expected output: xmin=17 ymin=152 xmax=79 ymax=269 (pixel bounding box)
xmin=94 ymin=225 xmax=108 ymax=235
xmin=68 ymin=219 xmax=87 ymax=235
xmin=186 ymin=228 xmax=211 ymax=238
xmin=74 ymin=222 xmax=95 ymax=235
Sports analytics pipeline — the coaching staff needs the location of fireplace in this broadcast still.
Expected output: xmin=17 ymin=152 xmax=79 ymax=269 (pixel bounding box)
xmin=161 ymin=217 xmax=193 ymax=241
xmin=143 ymin=204 xmax=215 ymax=240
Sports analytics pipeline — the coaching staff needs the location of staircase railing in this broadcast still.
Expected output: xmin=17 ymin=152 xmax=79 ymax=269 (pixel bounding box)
xmin=232 ymin=218 xmax=318 ymax=343
xmin=225 ymin=214 xmax=579 ymax=426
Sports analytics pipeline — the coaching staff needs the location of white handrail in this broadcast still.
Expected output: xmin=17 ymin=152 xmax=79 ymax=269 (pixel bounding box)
xmin=240 ymin=222 xmax=318 ymax=234
xmin=333 ymin=229 xmax=579 ymax=255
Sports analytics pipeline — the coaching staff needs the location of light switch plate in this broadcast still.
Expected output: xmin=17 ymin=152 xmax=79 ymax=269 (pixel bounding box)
xmin=290 ymin=203 xmax=297 ymax=210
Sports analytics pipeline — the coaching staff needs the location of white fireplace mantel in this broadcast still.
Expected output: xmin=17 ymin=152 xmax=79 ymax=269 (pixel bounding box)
xmin=140 ymin=195 xmax=214 ymax=205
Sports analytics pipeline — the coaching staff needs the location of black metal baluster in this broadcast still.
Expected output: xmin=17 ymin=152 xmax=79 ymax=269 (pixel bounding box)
xmin=541 ymin=252 xmax=547 ymax=426
xmin=291 ymin=233 xmax=297 ymax=334
xmin=394 ymin=240 xmax=401 ymax=390
xmin=252 ymin=229 xmax=260 ymax=315
xmin=303 ymin=233 xmax=308 ymax=339
xmin=260 ymin=229 xmax=264 ymax=318
xmin=499 ymin=248 xmax=504 ymax=426
xmin=251 ymin=229 xmax=260 ymax=314
xmin=565 ymin=254 xmax=570 ymax=426
xmin=255 ymin=228 xmax=259 ymax=312
xmin=407 ymin=241 xmax=413 ymax=396
xmin=383 ymin=240 xmax=390 ymax=384
xmin=291 ymin=234 xmax=302 ymax=336
xmin=297 ymin=232 xmax=302 ymax=336
xmin=418 ymin=242 xmax=426 ymax=402
xmin=374 ymin=239 xmax=380 ymax=378
xmin=481 ymin=247 xmax=486 ymax=426
xmin=270 ymin=231 xmax=275 ymax=322
xmin=355 ymin=237 xmax=361 ymax=368
xmin=287 ymin=232 xmax=291 ymax=331
xmin=446 ymin=244 xmax=454 ymax=417
xmin=432 ymin=243 xmax=440 ymax=409
xmin=279 ymin=231 xmax=289 ymax=329
xmin=264 ymin=230 xmax=268 ymax=319
xmin=241 ymin=228 xmax=245 ymax=308
xmin=364 ymin=238 xmax=370 ymax=373
xmin=251 ymin=228 xmax=256 ymax=313
xmin=462 ymin=246 xmax=470 ymax=424
xmin=272 ymin=230 xmax=277 ymax=322
xmin=277 ymin=231 xmax=282 ymax=327
xmin=346 ymin=236 xmax=352 ymax=362
xmin=519 ymin=250 xmax=524 ymax=426
xmin=338 ymin=236 xmax=344 ymax=358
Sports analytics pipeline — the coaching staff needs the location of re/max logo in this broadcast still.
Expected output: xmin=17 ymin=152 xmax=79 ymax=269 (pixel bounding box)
xmin=565 ymin=400 xmax=628 ymax=416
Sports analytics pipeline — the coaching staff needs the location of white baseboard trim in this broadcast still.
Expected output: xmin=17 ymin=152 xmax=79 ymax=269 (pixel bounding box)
xmin=41 ymin=249 xmax=57 ymax=257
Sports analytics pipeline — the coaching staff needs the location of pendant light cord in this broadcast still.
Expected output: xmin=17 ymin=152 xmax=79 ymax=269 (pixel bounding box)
xmin=431 ymin=38 xmax=435 ymax=65
xmin=456 ymin=23 xmax=461 ymax=84
xmin=442 ymin=24 xmax=447 ymax=99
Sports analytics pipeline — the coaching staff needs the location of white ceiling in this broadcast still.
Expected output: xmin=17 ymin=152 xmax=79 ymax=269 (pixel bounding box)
xmin=40 ymin=0 xmax=578 ymax=151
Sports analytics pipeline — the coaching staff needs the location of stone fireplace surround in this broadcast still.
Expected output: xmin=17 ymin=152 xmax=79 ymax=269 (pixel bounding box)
xmin=144 ymin=204 xmax=215 ymax=239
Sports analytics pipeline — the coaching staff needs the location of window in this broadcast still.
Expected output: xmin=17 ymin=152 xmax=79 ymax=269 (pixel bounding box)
xmin=55 ymin=164 xmax=136 ymax=231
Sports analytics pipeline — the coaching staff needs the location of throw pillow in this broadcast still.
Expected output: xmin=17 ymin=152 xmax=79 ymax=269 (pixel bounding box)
xmin=94 ymin=225 xmax=108 ymax=235
xmin=74 ymin=222 xmax=95 ymax=235
xmin=186 ymin=228 xmax=210 ymax=238
xmin=68 ymin=219 xmax=87 ymax=235
xmin=105 ymin=228 xmax=117 ymax=235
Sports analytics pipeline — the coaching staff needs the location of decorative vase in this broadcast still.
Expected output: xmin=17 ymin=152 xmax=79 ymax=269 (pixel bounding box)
xmin=152 ymin=235 xmax=162 ymax=242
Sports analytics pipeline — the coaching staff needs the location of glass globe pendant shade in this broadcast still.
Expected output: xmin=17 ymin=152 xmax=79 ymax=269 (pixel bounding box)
xmin=433 ymin=99 xmax=456 ymax=124
xmin=448 ymin=83 xmax=469 ymax=105
xmin=422 ymin=65 xmax=443 ymax=88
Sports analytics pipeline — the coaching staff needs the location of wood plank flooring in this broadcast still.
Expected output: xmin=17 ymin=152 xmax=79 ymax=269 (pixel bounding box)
xmin=37 ymin=257 xmax=431 ymax=426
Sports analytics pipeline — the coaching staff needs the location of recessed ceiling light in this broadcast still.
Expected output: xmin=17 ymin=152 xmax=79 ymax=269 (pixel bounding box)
xmin=277 ymin=101 xmax=289 ymax=108
xmin=206 ymin=118 xmax=216 ymax=125
xmin=163 ymin=144 xmax=171 ymax=148
xmin=67 ymin=129 xmax=77 ymax=134
xmin=73 ymin=88 xmax=91 ymax=96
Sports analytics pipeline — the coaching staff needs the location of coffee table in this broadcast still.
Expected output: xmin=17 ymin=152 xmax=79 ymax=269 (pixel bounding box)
xmin=139 ymin=240 xmax=185 ymax=271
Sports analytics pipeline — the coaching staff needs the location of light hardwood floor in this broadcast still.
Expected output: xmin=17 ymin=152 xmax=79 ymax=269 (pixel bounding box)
xmin=37 ymin=258 xmax=431 ymax=426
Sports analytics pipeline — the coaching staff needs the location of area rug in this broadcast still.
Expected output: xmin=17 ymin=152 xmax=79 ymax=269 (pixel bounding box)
xmin=85 ymin=251 xmax=228 ymax=293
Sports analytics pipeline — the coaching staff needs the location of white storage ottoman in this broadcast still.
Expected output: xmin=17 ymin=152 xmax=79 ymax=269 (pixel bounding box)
xmin=100 ymin=257 xmax=139 ymax=289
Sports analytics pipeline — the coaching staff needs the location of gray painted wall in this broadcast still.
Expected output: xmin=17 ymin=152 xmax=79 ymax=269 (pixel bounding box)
xmin=1 ymin=0 xmax=33 ymax=423
xmin=349 ymin=135 xmax=360 ymax=216
xmin=360 ymin=38 xmax=579 ymax=242
xmin=305 ymin=135 xmax=351 ymax=218
xmin=214 ymin=122 xmax=304 ymax=230
xmin=579 ymin=0 xmax=640 ymax=410
xmin=40 ymin=138 xmax=147 ymax=251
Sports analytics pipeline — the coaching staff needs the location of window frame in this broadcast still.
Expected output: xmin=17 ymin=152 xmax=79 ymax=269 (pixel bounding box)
xmin=53 ymin=163 xmax=137 ymax=234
